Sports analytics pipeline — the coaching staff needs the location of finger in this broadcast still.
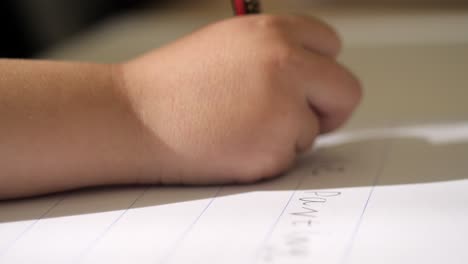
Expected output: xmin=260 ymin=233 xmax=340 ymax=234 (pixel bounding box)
xmin=282 ymin=15 xmax=342 ymax=57
xmin=294 ymin=50 xmax=362 ymax=133
xmin=295 ymin=100 xmax=320 ymax=154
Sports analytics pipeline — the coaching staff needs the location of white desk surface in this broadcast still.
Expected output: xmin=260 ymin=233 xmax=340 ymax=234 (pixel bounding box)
xmin=2 ymin=6 xmax=468 ymax=264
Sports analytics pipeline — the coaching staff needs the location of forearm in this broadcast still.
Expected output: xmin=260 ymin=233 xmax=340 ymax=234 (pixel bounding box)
xmin=0 ymin=15 xmax=361 ymax=200
xmin=0 ymin=59 xmax=152 ymax=199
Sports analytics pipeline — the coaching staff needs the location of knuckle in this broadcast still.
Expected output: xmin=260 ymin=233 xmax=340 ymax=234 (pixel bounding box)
xmin=276 ymin=44 xmax=299 ymax=63
xmin=341 ymin=69 xmax=363 ymax=111
xmin=289 ymin=14 xmax=342 ymax=56
xmin=314 ymin=19 xmax=342 ymax=54
xmin=263 ymin=44 xmax=299 ymax=72
xmin=254 ymin=15 xmax=285 ymax=31
xmin=325 ymin=62 xmax=363 ymax=114
xmin=327 ymin=30 xmax=342 ymax=56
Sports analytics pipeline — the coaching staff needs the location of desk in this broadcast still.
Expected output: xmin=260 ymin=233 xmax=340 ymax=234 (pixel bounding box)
xmin=2 ymin=6 xmax=468 ymax=264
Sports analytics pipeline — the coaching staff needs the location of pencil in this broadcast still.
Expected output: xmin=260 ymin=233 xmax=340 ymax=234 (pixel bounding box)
xmin=232 ymin=0 xmax=261 ymax=15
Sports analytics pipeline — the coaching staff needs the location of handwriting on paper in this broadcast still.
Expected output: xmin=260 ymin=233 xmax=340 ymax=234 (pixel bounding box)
xmin=260 ymin=159 xmax=347 ymax=263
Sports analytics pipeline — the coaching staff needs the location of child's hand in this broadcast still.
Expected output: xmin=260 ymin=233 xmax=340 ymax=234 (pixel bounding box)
xmin=119 ymin=15 xmax=362 ymax=185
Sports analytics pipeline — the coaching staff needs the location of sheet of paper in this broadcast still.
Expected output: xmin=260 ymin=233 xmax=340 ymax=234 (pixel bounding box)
xmin=1 ymin=123 xmax=467 ymax=264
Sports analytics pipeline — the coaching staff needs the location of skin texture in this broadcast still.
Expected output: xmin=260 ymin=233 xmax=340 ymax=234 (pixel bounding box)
xmin=0 ymin=15 xmax=361 ymax=200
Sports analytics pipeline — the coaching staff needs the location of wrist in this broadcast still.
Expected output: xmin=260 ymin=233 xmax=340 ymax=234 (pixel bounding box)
xmin=107 ymin=62 xmax=164 ymax=185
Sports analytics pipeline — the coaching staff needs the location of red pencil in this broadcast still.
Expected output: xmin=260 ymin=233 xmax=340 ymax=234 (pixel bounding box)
xmin=232 ymin=0 xmax=261 ymax=15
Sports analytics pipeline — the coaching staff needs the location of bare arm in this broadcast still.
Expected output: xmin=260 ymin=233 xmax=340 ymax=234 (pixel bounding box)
xmin=0 ymin=60 xmax=153 ymax=199
xmin=0 ymin=15 xmax=361 ymax=200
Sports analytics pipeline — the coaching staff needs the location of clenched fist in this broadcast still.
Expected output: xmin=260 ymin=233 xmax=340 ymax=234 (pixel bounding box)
xmin=120 ymin=15 xmax=361 ymax=185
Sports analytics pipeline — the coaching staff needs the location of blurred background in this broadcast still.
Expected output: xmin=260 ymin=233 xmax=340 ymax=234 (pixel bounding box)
xmin=2 ymin=0 xmax=468 ymax=58
xmin=1 ymin=0 xmax=155 ymax=57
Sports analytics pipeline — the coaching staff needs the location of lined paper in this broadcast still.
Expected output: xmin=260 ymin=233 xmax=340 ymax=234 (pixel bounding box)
xmin=1 ymin=123 xmax=467 ymax=264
